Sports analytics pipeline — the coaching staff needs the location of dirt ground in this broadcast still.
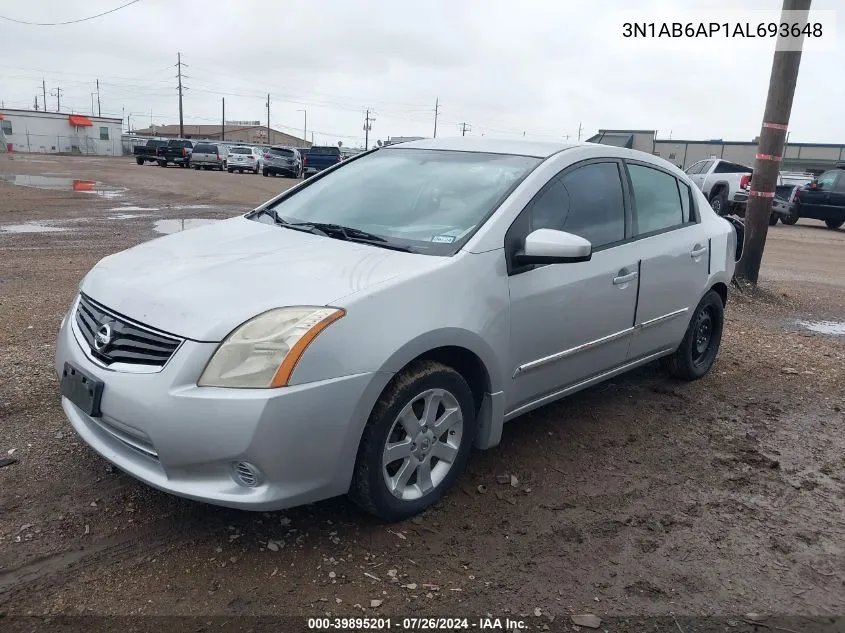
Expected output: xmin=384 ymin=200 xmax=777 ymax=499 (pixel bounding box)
xmin=0 ymin=155 xmax=843 ymax=631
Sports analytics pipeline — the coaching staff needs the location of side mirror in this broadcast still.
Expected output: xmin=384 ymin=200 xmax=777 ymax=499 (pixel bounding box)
xmin=515 ymin=229 xmax=592 ymax=266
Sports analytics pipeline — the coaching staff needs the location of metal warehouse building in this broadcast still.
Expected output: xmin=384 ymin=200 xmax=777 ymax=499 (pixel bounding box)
xmin=589 ymin=129 xmax=845 ymax=175
xmin=131 ymin=124 xmax=309 ymax=148
xmin=0 ymin=109 xmax=124 ymax=156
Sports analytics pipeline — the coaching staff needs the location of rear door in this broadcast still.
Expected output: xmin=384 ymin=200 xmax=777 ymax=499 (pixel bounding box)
xmin=625 ymin=162 xmax=711 ymax=360
xmin=798 ymin=170 xmax=839 ymax=219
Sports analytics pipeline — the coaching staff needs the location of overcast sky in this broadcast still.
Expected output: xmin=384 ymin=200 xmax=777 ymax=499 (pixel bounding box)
xmin=1 ymin=0 xmax=843 ymax=147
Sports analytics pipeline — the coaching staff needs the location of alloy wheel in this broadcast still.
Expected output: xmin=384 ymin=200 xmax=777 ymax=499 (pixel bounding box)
xmin=382 ymin=388 xmax=463 ymax=501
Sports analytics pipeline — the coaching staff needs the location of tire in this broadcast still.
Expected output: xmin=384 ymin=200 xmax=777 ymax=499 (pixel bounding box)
xmin=781 ymin=211 xmax=799 ymax=225
xmin=193 ymin=165 xmax=201 ymax=170
xmin=135 ymin=157 xmax=144 ymax=165
xmin=227 ymin=168 xmax=233 ymax=173
xmin=350 ymin=361 xmax=476 ymax=521
xmin=661 ymin=290 xmax=724 ymax=381
xmin=709 ymin=189 xmax=728 ymax=216
xmin=769 ymin=213 xmax=779 ymax=226
xmin=239 ymin=169 xmax=244 ymax=174
xmin=262 ymin=169 xmax=268 ymax=177
xmin=158 ymin=161 xmax=167 ymax=167
xmin=825 ymin=219 xmax=844 ymax=230
xmin=253 ymin=167 xmax=259 ymax=174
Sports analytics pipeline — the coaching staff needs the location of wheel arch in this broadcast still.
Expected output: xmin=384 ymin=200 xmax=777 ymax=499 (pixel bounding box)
xmin=375 ymin=329 xmax=506 ymax=450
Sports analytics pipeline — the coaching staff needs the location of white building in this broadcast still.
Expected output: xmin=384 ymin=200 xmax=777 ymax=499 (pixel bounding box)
xmin=0 ymin=109 xmax=124 ymax=156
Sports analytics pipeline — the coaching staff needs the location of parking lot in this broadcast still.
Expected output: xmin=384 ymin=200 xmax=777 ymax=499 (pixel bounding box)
xmin=1 ymin=154 xmax=844 ymax=624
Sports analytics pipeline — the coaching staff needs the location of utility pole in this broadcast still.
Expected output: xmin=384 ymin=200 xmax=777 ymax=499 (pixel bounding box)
xmin=50 ymin=86 xmax=62 ymax=112
xmin=297 ymin=109 xmax=307 ymax=146
xmin=433 ymin=98 xmax=440 ymax=138
xmin=460 ymin=122 xmax=471 ymax=137
xmin=34 ymin=95 xmax=39 ymax=111
xmin=42 ymin=79 xmax=47 ymax=113
xmin=90 ymin=93 xmax=96 ymax=115
xmin=96 ymin=79 xmax=101 ymax=117
xmin=176 ymin=52 xmax=186 ymax=138
xmin=266 ymin=93 xmax=271 ymax=143
xmin=221 ymin=97 xmax=225 ymax=140
xmin=364 ymin=109 xmax=374 ymax=149
xmin=577 ymin=122 xmax=583 ymax=142
xmin=735 ymin=0 xmax=811 ymax=283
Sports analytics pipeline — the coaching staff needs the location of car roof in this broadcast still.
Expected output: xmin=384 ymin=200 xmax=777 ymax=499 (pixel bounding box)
xmin=387 ymin=137 xmax=578 ymax=158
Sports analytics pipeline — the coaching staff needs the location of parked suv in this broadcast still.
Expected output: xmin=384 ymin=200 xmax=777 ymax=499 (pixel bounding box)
xmin=785 ymin=168 xmax=845 ymax=229
xmin=263 ymin=146 xmax=302 ymax=178
xmin=227 ymin=146 xmax=260 ymax=174
xmin=191 ymin=143 xmax=228 ymax=171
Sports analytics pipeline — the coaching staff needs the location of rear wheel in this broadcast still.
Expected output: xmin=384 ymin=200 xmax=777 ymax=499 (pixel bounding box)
xmin=781 ymin=211 xmax=799 ymax=225
xmin=825 ymin=219 xmax=844 ymax=230
xmin=709 ymin=189 xmax=728 ymax=215
xmin=158 ymin=161 xmax=167 ymax=167
xmin=661 ymin=290 xmax=724 ymax=381
xmin=350 ymin=361 xmax=476 ymax=521
xmin=135 ymin=157 xmax=144 ymax=165
xmin=227 ymin=168 xmax=233 ymax=173
xmin=769 ymin=213 xmax=779 ymax=226
xmin=262 ymin=169 xmax=269 ymax=177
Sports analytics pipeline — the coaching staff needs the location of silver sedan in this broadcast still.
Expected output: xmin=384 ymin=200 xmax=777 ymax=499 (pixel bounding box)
xmin=56 ymin=138 xmax=737 ymax=521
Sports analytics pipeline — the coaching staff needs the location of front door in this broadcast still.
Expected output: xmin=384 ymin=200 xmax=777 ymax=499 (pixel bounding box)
xmin=506 ymin=160 xmax=638 ymax=413
xmin=798 ymin=170 xmax=840 ymax=220
xmin=624 ymin=164 xmax=712 ymax=359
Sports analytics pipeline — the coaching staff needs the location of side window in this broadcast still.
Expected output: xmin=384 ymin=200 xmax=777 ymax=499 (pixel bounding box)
xmin=1 ymin=119 xmax=12 ymax=135
xmin=684 ymin=162 xmax=700 ymax=175
xmin=629 ymin=164 xmax=685 ymax=235
xmin=816 ymin=171 xmax=838 ymax=189
xmin=529 ymin=162 xmax=625 ymax=248
xmin=833 ymin=172 xmax=845 ymax=192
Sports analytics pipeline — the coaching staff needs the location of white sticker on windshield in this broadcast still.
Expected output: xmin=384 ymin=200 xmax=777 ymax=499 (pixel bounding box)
xmin=431 ymin=235 xmax=456 ymax=244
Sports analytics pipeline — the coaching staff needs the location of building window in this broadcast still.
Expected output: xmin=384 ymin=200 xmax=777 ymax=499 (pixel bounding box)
xmin=99 ymin=127 xmax=109 ymax=141
xmin=669 ymin=152 xmax=676 ymax=159
xmin=1 ymin=120 xmax=12 ymax=135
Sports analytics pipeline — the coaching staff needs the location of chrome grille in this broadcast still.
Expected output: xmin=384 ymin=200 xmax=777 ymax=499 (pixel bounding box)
xmin=75 ymin=294 xmax=182 ymax=367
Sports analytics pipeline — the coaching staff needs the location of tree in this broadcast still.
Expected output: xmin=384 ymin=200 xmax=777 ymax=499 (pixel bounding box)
xmin=735 ymin=0 xmax=811 ymax=283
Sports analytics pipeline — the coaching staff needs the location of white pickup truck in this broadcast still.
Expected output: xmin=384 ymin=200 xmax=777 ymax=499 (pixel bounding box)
xmin=684 ymin=158 xmax=752 ymax=216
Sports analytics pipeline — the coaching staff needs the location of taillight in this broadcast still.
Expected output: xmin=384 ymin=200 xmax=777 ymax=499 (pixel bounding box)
xmin=182 ymin=148 xmax=186 ymax=157
xmin=794 ymin=188 xmax=800 ymax=200
xmin=264 ymin=153 xmax=270 ymax=159
xmin=337 ymin=155 xmax=342 ymax=162
xmin=302 ymin=155 xmax=307 ymax=166
xmin=740 ymin=174 xmax=750 ymax=190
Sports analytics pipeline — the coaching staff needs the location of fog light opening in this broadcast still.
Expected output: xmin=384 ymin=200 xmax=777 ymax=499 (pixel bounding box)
xmin=231 ymin=461 xmax=263 ymax=488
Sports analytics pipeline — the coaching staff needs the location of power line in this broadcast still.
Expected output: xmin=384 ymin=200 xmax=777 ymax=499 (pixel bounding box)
xmin=0 ymin=0 xmax=142 ymax=26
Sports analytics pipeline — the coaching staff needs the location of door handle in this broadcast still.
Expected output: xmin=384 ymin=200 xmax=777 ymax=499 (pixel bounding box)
xmin=613 ymin=271 xmax=638 ymax=285
xmin=690 ymin=244 xmax=708 ymax=258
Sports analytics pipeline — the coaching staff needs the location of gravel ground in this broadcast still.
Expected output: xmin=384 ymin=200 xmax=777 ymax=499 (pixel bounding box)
xmin=0 ymin=155 xmax=844 ymax=630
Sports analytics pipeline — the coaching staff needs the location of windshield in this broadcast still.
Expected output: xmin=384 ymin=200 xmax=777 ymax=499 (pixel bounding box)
xmin=262 ymin=148 xmax=540 ymax=255
xmin=230 ymin=147 xmax=253 ymax=154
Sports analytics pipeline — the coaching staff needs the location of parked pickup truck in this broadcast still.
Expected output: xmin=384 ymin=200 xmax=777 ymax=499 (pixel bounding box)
xmin=747 ymin=171 xmax=815 ymax=225
xmin=157 ymin=140 xmax=194 ymax=168
xmin=302 ymin=145 xmax=343 ymax=177
xmin=133 ymin=139 xmax=167 ymax=165
xmin=684 ymin=158 xmax=752 ymax=216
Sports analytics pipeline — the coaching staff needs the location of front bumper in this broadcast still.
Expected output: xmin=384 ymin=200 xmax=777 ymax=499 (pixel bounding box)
xmin=55 ymin=305 xmax=385 ymax=511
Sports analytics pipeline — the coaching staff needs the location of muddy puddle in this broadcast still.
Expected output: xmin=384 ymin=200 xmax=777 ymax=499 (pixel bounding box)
xmin=794 ymin=319 xmax=845 ymax=336
xmin=0 ymin=221 xmax=68 ymax=234
xmin=0 ymin=175 xmax=126 ymax=198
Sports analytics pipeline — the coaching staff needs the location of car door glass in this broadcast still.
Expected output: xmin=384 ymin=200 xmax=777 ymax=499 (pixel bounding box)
xmin=833 ymin=172 xmax=845 ymax=192
xmin=685 ymin=162 xmax=702 ymax=175
xmin=678 ymin=181 xmax=694 ymax=222
xmin=816 ymin=171 xmax=838 ymax=189
xmin=529 ymin=162 xmax=625 ymax=247
xmin=629 ymin=164 xmax=685 ymax=235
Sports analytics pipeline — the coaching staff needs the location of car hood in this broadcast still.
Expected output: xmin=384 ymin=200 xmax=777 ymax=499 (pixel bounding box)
xmin=81 ymin=216 xmax=442 ymax=341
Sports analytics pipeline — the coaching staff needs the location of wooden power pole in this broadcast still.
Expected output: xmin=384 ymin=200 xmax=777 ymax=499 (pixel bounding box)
xmin=736 ymin=0 xmax=812 ymax=283
xmin=221 ymin=97 xmax=225 ymax=141
xmin=176 ymin=52 xmax=185 ymax=138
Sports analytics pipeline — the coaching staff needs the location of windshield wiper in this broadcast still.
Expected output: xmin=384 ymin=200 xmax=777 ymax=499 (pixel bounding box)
xmin=282 ymin=222 xmax=414 ymax=252
xmin=254 ymin=207 xmax=286 ymax=224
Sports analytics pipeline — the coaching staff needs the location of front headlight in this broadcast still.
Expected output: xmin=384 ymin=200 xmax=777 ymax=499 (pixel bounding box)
xmin=198 ymin=307 xmax=344 ymax=388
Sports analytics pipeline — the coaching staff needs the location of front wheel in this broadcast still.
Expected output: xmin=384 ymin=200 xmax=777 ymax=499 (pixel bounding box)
xmin=661 ymin=290 xmax=724 ymax=381
xmin=350 ymin=361 xmax=476 ymax=521
xmin=825 ymin=219 xmax=844 ymax=230
xmin=135 ymin=157 xmax=144 ymax=165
